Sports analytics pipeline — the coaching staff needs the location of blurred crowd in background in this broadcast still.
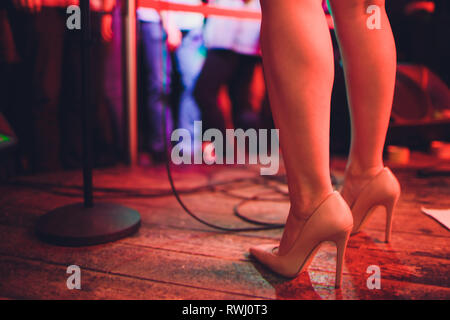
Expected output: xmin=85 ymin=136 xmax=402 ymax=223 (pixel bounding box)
xmin=0 ymin=0 xmax=449 ymax=175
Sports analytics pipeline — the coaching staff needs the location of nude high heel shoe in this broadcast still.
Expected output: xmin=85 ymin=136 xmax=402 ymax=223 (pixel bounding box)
xmin=346 ymin=167 xmax=401 ymax=243
xmin=250 ymin=192 xmax=353 ymax=289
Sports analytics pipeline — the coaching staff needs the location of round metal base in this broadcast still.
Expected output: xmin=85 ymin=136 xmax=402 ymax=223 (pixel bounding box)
xmin=36 ymin=202 xmax=141 ymax=246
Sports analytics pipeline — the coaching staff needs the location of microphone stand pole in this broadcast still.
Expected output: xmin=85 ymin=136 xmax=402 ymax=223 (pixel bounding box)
xmin=36 ymin=0 xmax=141 ymax=246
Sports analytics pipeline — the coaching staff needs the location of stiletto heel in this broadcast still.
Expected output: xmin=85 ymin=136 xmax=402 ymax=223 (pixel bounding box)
xmin=332 ymin=229 xmax=351 ymax=289
xmin=250 ymin=192 xmax=353 ymax=288
xmin=346 ymin=167 xmax=401 ymax=242
xmin=384 ymin=194 xmax=399 ymax=243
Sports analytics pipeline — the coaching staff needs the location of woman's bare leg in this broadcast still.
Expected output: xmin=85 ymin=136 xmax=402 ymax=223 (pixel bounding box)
xmin=260 ymin=0 xmax=335 ymax=255
xmin=328 ymin=0 xmax=397 ymax=205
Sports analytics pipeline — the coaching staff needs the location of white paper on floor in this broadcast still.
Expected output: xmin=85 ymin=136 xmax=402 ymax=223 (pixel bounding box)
xmin=421 ymin=207 xmax=450 ymax=230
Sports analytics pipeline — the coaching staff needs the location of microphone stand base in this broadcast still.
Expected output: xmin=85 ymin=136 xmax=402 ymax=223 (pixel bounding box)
xmin=36 ymin=202 xmax=141 ymax=247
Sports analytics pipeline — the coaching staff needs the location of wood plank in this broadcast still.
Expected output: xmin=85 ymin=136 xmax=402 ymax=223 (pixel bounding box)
xmin=2 ymin=222 xmax=447 ymax=277
xmin=0 ymin=161 xmax=448 ymax=299
xmin=98 ymin=243 xmax=450 ymax=300
xmin=3 ymin=183 xmax=446 ymax=242
xmin=0 ymin=255 xmax=258 ymax=300
xmin=1 ymin=252 xmax=449 ymax=300
xmin=0 ymin=216 xmax=448 ymax=292
xmin=123 ymin=230 xmax=450 ymax=290
xmin=2 ymin=165 xmax=448 ymax=237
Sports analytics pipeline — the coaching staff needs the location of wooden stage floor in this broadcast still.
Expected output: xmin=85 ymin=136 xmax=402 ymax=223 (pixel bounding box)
xmin=0 ymin=155 xmax=449 ymax=300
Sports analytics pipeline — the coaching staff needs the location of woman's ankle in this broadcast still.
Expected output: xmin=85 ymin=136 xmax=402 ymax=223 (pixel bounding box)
xmin=289 ymin=187 xmax=334 ymax=220
xmin=344 ymin=162 xmax=384 ymax=180
xmin=341 ymin=163 xmax=384 ymax=206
